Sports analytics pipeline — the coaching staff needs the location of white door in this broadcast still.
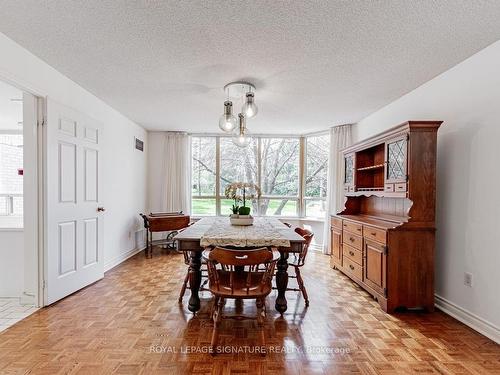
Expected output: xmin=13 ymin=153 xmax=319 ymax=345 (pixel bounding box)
xmin=45 ymin=98 xmax=104 ymax=304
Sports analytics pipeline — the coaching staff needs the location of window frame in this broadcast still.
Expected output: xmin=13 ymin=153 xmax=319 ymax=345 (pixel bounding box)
xmin=303 ymin=133 xmax=330 ymax=218
xmin=0 ymin=131 xmax=24 ymax=217
xmin=190 ymin=131 xmax=329 ymax=219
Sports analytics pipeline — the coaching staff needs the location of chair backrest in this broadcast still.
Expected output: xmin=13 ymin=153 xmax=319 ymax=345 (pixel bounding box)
xmin=295 ymin=228 xmax=313 ymax=266
xmin=204 ymin=247 xmax=280 ymax=295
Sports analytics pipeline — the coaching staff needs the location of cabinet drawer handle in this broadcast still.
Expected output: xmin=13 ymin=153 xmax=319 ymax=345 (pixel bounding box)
xmin=349 ymin=251 xmax=354 ymax=256
xmin=349 ymin=264 xmax=354 ymax=270
xmin=349 ymin=237 xmax=355 ymax=242
xmin=371 ymin=232 xmax=376 ymax=236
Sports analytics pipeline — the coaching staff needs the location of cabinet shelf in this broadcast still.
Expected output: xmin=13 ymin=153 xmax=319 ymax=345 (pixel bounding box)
xmin=357 ymin=163 xmax=385 ymax=171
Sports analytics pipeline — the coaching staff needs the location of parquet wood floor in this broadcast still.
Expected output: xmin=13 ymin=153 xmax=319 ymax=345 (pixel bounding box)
xmin=0 ymin=248 xmax=499 ymax=375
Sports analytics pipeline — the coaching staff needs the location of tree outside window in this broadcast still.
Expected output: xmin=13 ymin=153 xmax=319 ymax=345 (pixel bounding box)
xmin=191 ymin=133 xmax=329 ymax=218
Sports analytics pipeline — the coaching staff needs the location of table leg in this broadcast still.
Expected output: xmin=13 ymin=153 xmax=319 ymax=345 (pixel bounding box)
xmin=275 ymin=251 xmax=289 ymax=314
xmin=188 ymin=250 xmax=202 ymax=313
xmin=148 ymin=231 xmax=153 ymax=258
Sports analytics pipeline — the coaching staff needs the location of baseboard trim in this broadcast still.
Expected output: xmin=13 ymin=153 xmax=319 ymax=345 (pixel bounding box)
xmin=435 ymin=294 xmax=500 ymax=344
xmin=104 ymin=246 xmax=146 ymax=273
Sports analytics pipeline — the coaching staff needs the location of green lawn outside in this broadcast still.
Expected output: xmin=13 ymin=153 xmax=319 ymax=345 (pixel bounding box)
xmin=192 ymin=198 xmax=297 ymax=216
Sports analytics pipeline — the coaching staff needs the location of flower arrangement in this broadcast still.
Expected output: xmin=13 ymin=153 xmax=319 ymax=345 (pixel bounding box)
xmin=224 ymin=182 xmax=262 ymax=216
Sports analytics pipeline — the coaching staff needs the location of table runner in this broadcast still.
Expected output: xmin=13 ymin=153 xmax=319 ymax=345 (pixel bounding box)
xmin=200 ymin=217 xmax=291 ymax=248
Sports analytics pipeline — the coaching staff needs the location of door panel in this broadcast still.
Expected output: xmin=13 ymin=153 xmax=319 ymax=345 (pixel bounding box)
xmin=84 ymin=218 xmax=98 ymax=266
xmin=330 ymin=226 xmax=342 ymax=267
xmin=84 ymin=148 xmax=98 ymax=202
xmin=58 ymin=221 xmax=77 ymax=276
xmin=363 ymin=239 xmax=387 ymax=295
xmin=59 ymin=142 xmax=77 ymax=203
xmin=46 ymin=99 xmax=104 ymax=305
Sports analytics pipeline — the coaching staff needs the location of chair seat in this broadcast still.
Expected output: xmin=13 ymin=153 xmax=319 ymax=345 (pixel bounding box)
xmin=209 ymin=270 xmax=272 ymax=298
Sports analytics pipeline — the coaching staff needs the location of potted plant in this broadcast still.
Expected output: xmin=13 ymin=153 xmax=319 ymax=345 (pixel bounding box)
xmin=224 ymin=182 xmax=261 ymax=217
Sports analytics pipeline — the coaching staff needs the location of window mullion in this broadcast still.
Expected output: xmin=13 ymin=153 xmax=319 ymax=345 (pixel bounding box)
xmin=299 ymin=136 xmax=306 ymax=217
xmin=215 ymin=136 xmax=221 ymax=216
xmin=257 ymin=137 xmax=262 ymax=216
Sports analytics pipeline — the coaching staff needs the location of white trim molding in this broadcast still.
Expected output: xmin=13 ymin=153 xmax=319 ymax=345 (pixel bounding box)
xmin=435 ymin=294 xmax=500 ymax=344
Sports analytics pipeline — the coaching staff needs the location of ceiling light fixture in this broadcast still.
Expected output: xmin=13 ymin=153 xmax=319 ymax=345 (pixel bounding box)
xmin=219 ymin=82 xmax=258 ymax=147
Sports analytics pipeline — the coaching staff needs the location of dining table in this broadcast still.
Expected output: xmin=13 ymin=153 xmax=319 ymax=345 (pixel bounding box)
xmin=174 ymin=216 xmax=306 ymax=314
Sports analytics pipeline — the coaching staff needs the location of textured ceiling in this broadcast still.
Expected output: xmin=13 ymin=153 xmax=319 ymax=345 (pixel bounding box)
xmin=1 ymin=1 xmax=500 ymax=134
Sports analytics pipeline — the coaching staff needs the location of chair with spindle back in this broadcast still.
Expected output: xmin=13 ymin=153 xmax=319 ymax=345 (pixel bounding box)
xmin=279 ymin=227 xmax=314 ymax=306
xmin=203 ymin=247 xmax=280 ymax=356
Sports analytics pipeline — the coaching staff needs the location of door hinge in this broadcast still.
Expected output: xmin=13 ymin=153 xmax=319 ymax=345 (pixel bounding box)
xmin=42 ymin=280 xmax=46 ymax=289
xmin=37 ymin=117 xmax=46 ymax=127
xmin=383 ymin=287 xmax=388 ymax=297
xmin=383 ymin=245 xmax=388 ymax=255
xmin=406 ymin=133 xmax=410 ymax=141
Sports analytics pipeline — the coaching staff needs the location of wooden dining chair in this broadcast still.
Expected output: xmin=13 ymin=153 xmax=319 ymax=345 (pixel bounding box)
xmin=285 ymin=228 xmax=314 ymax=306
xmin=203 ymin=247 xmax=280 ymax=356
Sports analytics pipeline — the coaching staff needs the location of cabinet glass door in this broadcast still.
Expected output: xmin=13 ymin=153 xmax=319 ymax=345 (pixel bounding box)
xmin=386 ymin=136 xmax=407 ymax=183
xmin=344 ymin=154 xmax=354 ymax=188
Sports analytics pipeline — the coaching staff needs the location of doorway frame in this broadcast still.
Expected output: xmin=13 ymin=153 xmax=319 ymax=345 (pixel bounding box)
xmin=0 ymin=72 xmax=45 ymax=308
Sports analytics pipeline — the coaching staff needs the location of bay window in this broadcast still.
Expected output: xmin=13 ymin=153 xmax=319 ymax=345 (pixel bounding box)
xmin=191 ymin=133 xmax=329 ymax=218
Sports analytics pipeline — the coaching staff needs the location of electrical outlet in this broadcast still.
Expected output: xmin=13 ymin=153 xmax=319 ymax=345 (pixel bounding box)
xmin=464 ymin=272 xmax=473 ymax=287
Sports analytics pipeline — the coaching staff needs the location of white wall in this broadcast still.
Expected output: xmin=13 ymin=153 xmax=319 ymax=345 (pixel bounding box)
xmin=0 ymin=229 xmax=23 ymax=297
xmin=354 ymin=40 xmax=500 ymax=342
xmin=0 ymin=33 xmax=148 ymax=290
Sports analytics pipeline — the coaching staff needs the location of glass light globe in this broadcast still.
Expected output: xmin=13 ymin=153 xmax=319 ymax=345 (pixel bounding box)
xmin=232 ymin=131 xmax=251 ymax=147
xmin=232 ymin=113 xmax=251 ymax=147
xmin=219 ymin=100 xmax=237 ymax=132
xmin=219 ymin=114 xmax=237 ymax=132
xmin=242 ymin=92 xmax=258 ymax=118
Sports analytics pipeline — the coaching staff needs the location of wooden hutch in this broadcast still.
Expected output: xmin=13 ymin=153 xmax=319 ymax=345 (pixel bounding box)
xmin=330 ymin=121 xmax=442 ymax=312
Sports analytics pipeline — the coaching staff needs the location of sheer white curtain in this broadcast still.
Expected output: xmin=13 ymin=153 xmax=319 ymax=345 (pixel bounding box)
xmin=160 ymin=132 xmax=192 ymax=214
xmin=322 ymin=124 xmax=352 ymax=254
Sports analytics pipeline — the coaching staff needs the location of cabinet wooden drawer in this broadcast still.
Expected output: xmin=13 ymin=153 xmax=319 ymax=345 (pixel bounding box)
xmin=343 ymin=220 xmax=362 ymax=235
xmin=343 ymin=244 xmax=362 ymax=265
xmin=331 ymin=217 xmax=342 ymax=229
xmin=384 ymin=183 xmax=394 ymax=192
xmin=395 ymin=182 xmax=407 ymax=192
xmin=343 ymin=232 xmax=362 ymax=250
xmin=363 ymin=226 xmax=387 ymax=245
xmin=343 ymin=257 xmax=363 ymax=280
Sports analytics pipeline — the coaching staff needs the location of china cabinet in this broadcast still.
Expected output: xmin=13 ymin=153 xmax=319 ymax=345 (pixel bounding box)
xmin=331 ymin=121 xmax=442 ymax=312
